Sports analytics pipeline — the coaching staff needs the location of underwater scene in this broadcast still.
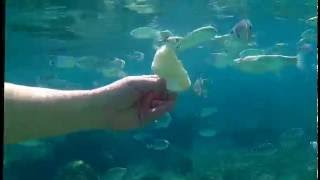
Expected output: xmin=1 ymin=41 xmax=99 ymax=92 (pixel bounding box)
xmin=4 ymin=0 xmax=318 ymax=179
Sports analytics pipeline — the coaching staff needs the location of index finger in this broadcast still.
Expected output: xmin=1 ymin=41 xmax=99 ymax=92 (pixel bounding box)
xmin=127 ymin=75 xmax=167 ymax=93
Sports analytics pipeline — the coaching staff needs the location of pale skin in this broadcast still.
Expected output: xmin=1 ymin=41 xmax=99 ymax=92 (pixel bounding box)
xmin=4 ymin=75 xmax=176 ymax=144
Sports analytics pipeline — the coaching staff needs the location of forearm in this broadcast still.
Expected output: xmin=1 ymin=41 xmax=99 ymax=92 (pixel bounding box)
xmin=4 ymin=83 xmax=111 ymax=144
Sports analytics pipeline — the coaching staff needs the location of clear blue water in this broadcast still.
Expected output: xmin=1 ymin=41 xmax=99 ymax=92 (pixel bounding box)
xmin=4 ymin=0 xmax=318 ymax=179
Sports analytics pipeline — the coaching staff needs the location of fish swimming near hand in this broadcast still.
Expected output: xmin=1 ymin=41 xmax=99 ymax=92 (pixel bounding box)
xmin=230 ymin=19 xmax=253 ymax=42
xmin=208 ymin=19 xmax=256 ymax=69
xmin=98 ymin=58 xmax=127 ymax=78
xmin=193 ymin=77 xmax=209 ymax=98
xmin=130 ymin=26 xmax=160 ymax=39
xmin=233 ymin=53 xmax=304 ymax=74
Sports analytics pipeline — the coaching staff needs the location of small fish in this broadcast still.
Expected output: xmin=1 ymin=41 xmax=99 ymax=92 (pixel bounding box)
xmin=274 ymin=17 xmax=288 ymax=21
xmin=153 ymin=112 xmax=172 ymax=129
xmin=100 ymin=167 xmax=127 ymax=180
xmin=110 ymin=58 xmax=126 ymax=69
xmin=305 ymin=16 xmax=317 ymax=27
xmin=279 ymin=128 xmax=305 ymax=149
xmin=233 ymin=53 xmax=304 ymax=74
xmin=251 ymin=142 xmax=278 ymax=156
xmin=44 ymin=6 xmax=67 ymax=11
xmin=310 ymin=141 xmax=317 ymax=152
xmin=4 ymin=139 xmax=53 ymax=165
xmin=98 ymin=58 xmax=127 ymax=78
xmin=125 ymin=2 xmax=156 ymax=14
xmin=146 ymin=139 xmax=170 ymax=151
xmin=230 ymin=19 xmax=253 ymax=42
xmin=192 ymin=77 xmax=209 ymax=98
xmin=210 ymin=19 xmax=255 ymax=63
xmin=17 ymin=140 xmax=48 ymax=147
xmin=127 ymin=51 xmax=145 ymax=62
xmin=36 ymin=77 xmax=81 ymax=89
xmin=297 ymin=29 xmax=317 ymax=45
xmin=275 ymin=43 xmax=289 ymax=46
xmin=133 ymin=132 xmax=154 ymax=142
xmin=36 ymin=73 xmax=56 ymax=82
xmin=76 ymin=56 xmax=103 ymax=70
xmin=177 ymin=25 xmax=217 ymax=52
xmin=281 ymin=128 xmax=305 ymax=139
xmin=198 ymin=128 xmax=217 ymax=137
xmin=103 ymin=0 xmax=115 ymax=9
xmin=130 ymin=26 xmax=159 ymax=39
xmin=55 ymin=160 xmax=99 ymax=180
xmin=49 ymin=55 xmax=77 ymax=69
xmin=216 ymin=14 xmax=235 ymax=19
xmin=99 ymin=68 xmax=127 ymax=78
xmin=200 ymin=106 xmax=218 ymax=118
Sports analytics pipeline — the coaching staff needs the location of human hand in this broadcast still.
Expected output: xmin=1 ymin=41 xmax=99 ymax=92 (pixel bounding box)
xmin=89 ymin=75 xmax=176 ymax=130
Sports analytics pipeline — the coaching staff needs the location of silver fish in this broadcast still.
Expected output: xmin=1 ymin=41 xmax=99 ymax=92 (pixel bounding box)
xmin=306 ymin=16 xmax=317 ymax=27
xmin=310 ymin=141 xmax=317 ymax=152
xmin=153 ymin=112 xmax=172 ymax=129
xmin=279 ymin=128 xmax=305 ymax=149
xmin=192 ymin=77 xmax=209 ymax=98
xmin=250 ymin=142 xmax=278 ymax=156
xmin=230 ymin=19 xmax=253 ymax=42
xmin=233 ymin=54 xmax=303 ymax=74
xmin=146 ymin=139 xmax=170 ymax=151
xmin=100 ymin=167 xmax=127 ymax=180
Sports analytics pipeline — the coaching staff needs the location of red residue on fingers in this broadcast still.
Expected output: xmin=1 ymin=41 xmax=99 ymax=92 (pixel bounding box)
xmin=138 ymin=90 xmax=176 ymax=122
xmin=150 ymin=91 xmax=164 ymax=100
xmin=151 ymin=100 xmax=165 ymax=108
xmin=148 ymin=100 xmax=175 ymax=118
xmin=138 ymin=91 xmax=154 ymax=120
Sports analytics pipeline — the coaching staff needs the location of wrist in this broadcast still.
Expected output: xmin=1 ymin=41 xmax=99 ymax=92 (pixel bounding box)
xmin=76 ymin=86 xmax=118 ymax=130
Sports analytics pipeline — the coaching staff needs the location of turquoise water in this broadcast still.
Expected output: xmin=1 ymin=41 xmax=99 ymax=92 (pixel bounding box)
xmin=4 ymin=0 xmax=318 ymax=179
